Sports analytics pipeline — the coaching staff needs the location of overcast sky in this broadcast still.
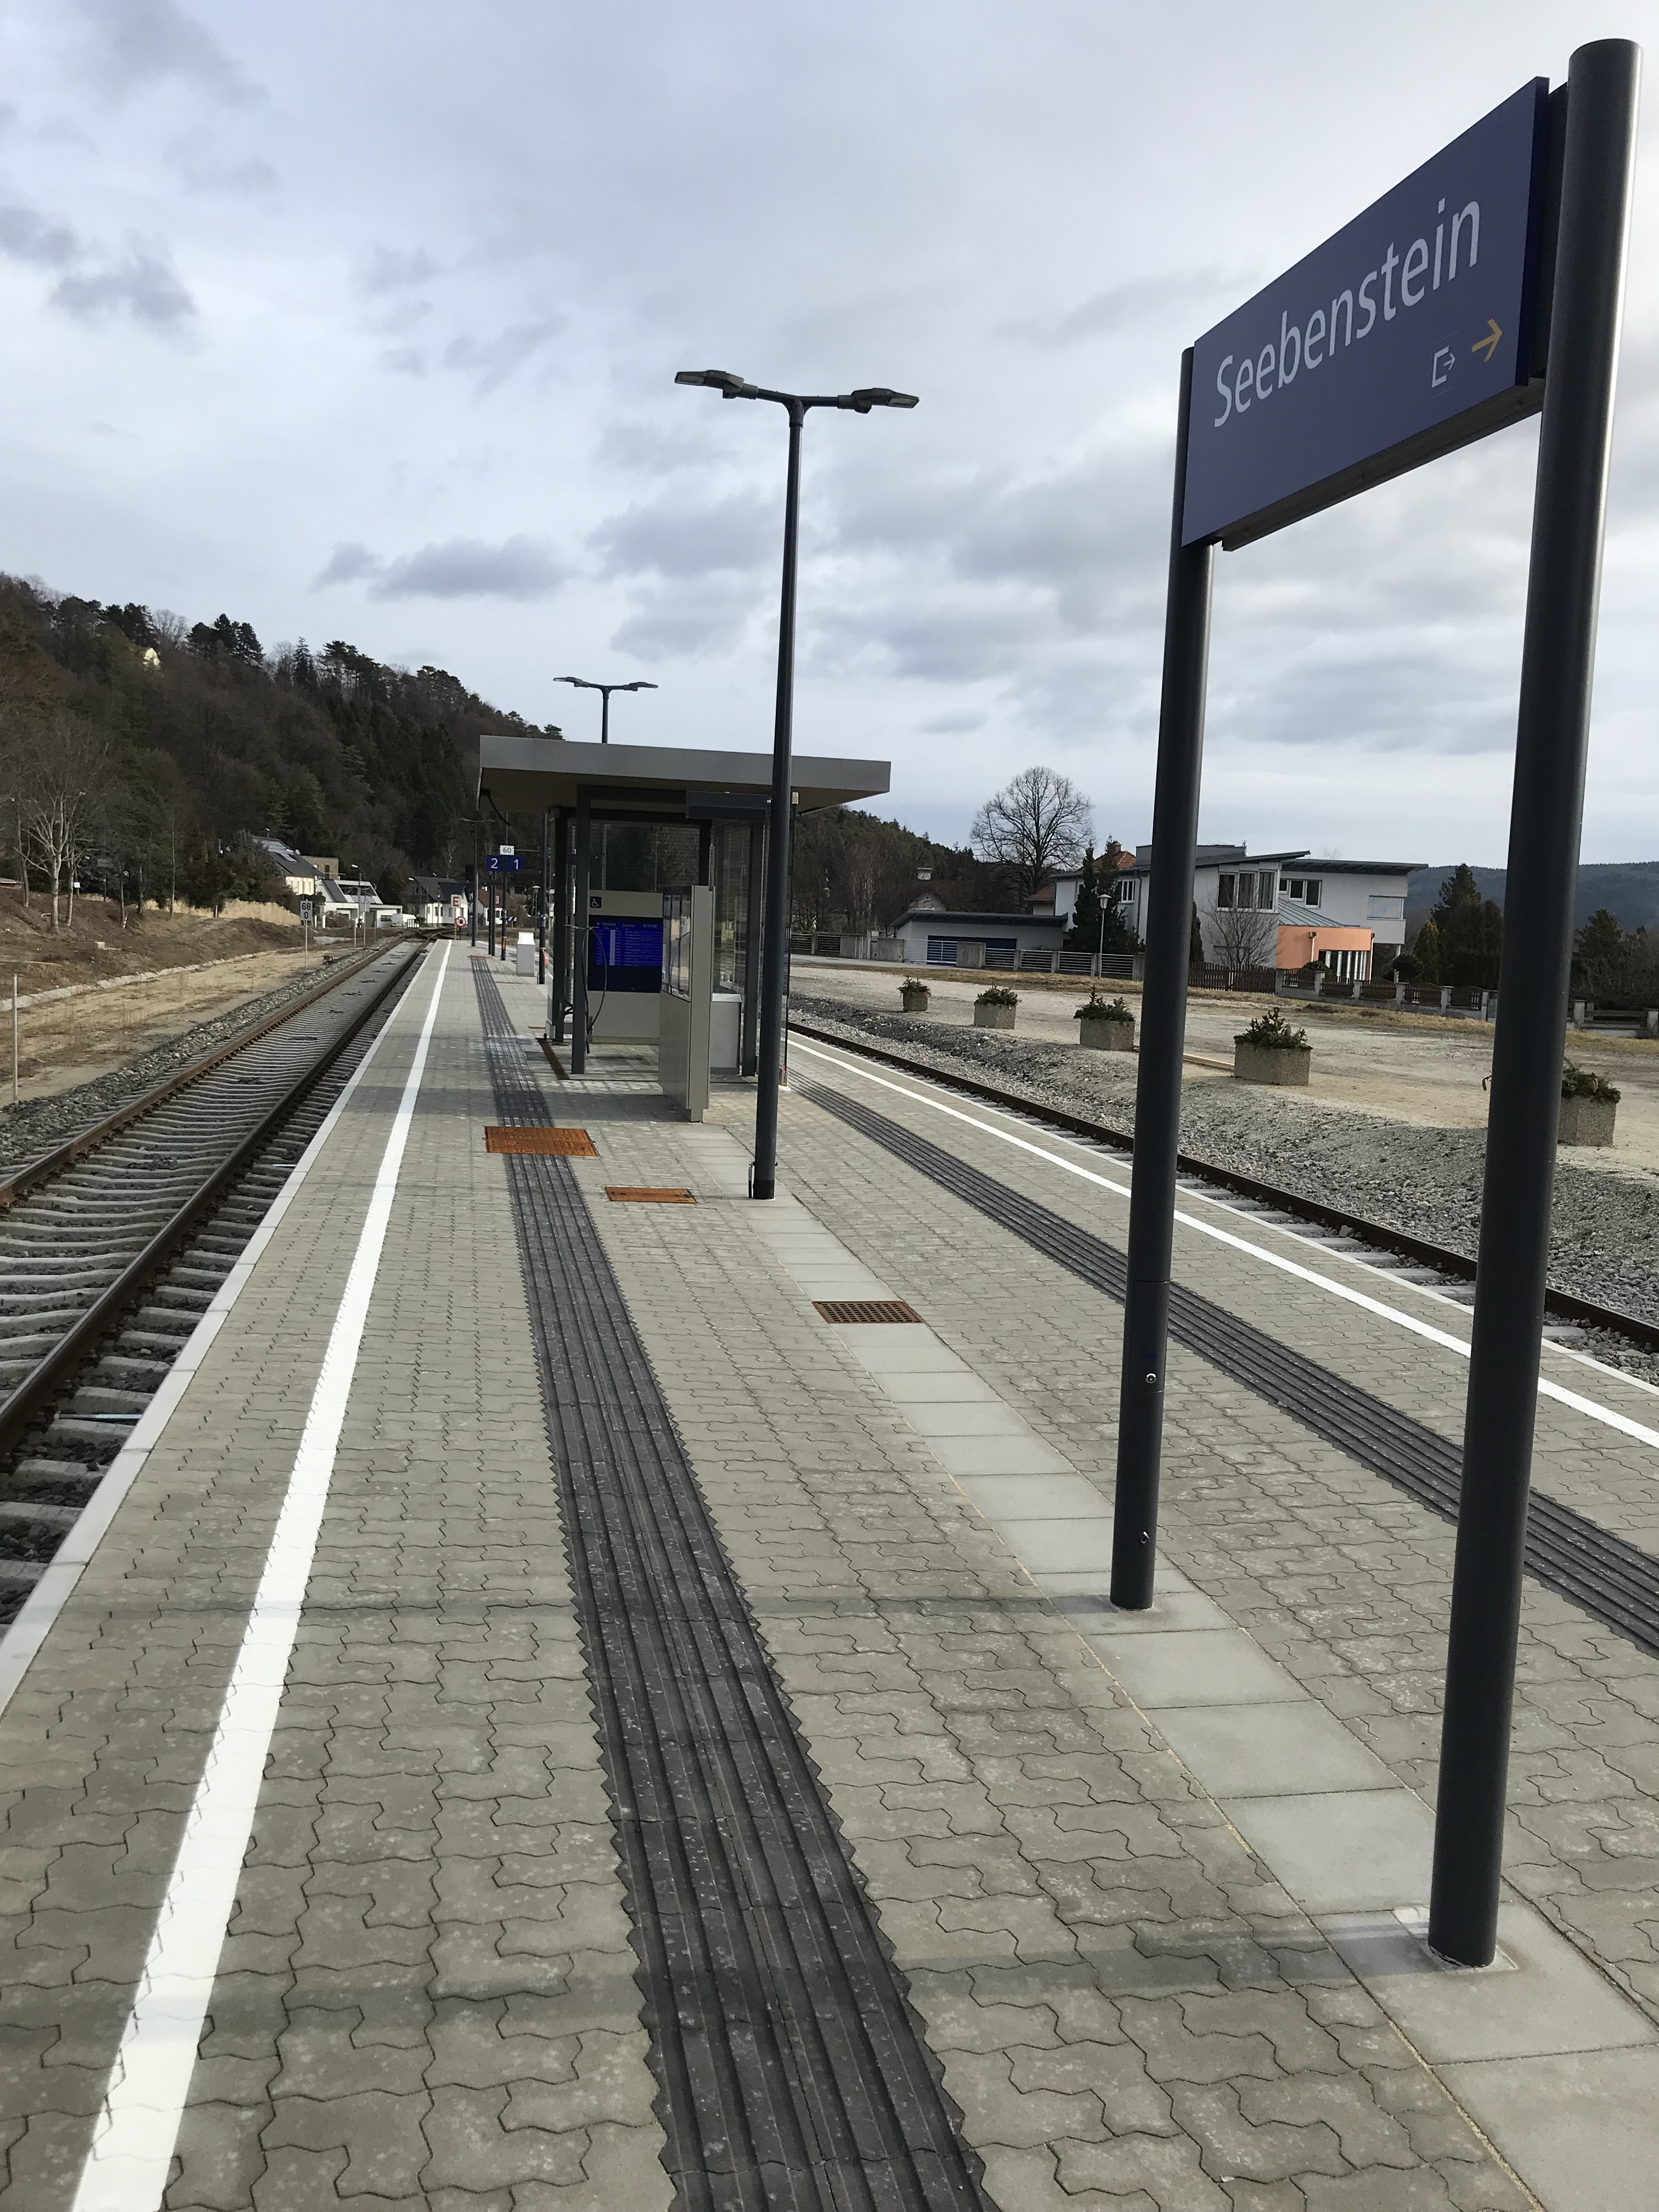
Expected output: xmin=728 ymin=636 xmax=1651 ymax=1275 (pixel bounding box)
xmin=3 ymin=1 xmax=1657 ymax=865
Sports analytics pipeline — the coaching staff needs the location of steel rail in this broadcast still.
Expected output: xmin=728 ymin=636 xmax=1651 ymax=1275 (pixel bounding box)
xmin=0 ymin=943 xmax=385 ymax=1211
xmin=788 ymin=1016 xmax=1659 ymax=1356
xmin=0 ymin=947 xmax=420 ymax=1462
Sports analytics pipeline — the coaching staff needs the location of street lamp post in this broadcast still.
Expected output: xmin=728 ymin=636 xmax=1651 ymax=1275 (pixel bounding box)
xmin=555 ymin=675 xmax=658 ymax=895
xmin=554 ymin=675 xmax=658 ymax=747
xmin=675 ymin=369 xmax=916 ymax=1199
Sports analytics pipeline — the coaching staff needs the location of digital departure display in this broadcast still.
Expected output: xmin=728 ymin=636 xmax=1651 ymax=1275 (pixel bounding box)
xmin=588 ymin=920 xmax=663 ymax=994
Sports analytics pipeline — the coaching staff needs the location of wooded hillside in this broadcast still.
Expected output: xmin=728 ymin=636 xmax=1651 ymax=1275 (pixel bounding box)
xmin=0 ymin=573 xmax=558 ymax=907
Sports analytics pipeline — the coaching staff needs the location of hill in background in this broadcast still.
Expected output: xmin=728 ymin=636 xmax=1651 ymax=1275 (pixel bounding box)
xmin=0 ymin=574 xmax=559 ymax=904
xmin=1406 ymin=862 xmax=1659 ymax=936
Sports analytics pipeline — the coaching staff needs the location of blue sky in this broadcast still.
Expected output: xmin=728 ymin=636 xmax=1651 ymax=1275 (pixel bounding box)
xmin=2 ymin=1 xmax=1657 ymax=864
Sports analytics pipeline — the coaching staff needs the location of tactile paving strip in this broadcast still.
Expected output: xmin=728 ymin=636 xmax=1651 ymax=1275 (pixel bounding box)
xmin=483 ymin=1124 xmax=596 ymax=1156
xmin=472 ymin=962 xmax=987 ymax=2212
xmin=799 ymin=1072 xmax=1659 ymax=1662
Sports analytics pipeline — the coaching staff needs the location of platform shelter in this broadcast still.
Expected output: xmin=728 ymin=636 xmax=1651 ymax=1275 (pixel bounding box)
xmin=477 ymin=735 xmax=889 ymax=1077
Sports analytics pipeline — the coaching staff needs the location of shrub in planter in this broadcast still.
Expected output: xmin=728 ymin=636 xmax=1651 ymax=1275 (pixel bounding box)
xmin=1076 ymin=992 xmax=1135 ymax=1051
xmin=899 ymin=976 xmax=931 ymax=1013
xmin=1559 ymin=1061 xmax=1619 ymax=1147
xmin=1233 ymin=1006 xmax=1312 ymax=1087
xmin=974 ymin=985 xmax=1018 ymax=1030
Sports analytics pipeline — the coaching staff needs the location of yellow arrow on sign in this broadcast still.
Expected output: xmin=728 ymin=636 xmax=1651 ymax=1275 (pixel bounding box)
xmin=1472 ymin=318 xmax=1502 ymax=362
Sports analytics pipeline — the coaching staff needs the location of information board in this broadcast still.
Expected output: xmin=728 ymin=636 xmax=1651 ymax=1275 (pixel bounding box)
xmin=1183 ymin=79 xmax=1551 ymax=547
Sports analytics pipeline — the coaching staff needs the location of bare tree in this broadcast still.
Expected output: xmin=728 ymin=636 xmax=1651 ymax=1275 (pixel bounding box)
xmin=970 ymin=766 xmax=1092 ymax=898
xmin=1204 ymin=898 xmax=1277 ymax=969
xmin=18 ymin=712 xmax=111 ymax=930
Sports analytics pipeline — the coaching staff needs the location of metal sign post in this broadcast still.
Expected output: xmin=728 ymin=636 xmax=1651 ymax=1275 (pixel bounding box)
xmin=1110 ymin=351 xmax=1214 ymax=1610
xmin=1114 ymin=40 xmax=1639 ymax=1968
xmin=1430 ymin=39 xmax=1640 ymax=1968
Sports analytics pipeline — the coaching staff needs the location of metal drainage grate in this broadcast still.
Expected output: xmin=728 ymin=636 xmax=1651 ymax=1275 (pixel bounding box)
xmin=606 ymin=1186 xmax=696 ymax=1204
xmin=814 ymin=1298 xmax=922 ymax=1325
xmin=484 ymin=1124 xmax=596 ymax=1156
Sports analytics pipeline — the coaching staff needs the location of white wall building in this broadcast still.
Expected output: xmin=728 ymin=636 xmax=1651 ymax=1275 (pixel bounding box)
xmin=1045 ymin=845 xmax=1419 ymax=977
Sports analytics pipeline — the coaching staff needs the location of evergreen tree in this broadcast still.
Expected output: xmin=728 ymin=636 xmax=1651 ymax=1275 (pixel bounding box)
xmin=1426 ymin=865 xmax=1503 ymax=988
xmin=1411 ymin=916 xmax=1442 ymax=984
xmin=1064 ymin=846 xmax=1103 ymax=952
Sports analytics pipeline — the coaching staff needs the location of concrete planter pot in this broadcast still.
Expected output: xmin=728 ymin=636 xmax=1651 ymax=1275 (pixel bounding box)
xmin=1234 ymin=1040 xmax=1311 ymax=1087
xmin=900 ymin=986 xmax=930 ymax=1013
xmin=1559 ymin=1094 xmax=1616 ymax=1147
xmin=974 ymin=1002 xmax=1016 ymax=1030
xmin=1079 ymin=1017 xmax=1135 ymax=1052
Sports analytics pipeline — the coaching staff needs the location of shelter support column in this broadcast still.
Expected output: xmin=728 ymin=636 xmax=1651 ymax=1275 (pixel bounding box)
xmin=742 ymin=812 xmax=765 ymax=1079
xmin=572 ymin=787 xmax=591 ymax=1074
xmin=551 ymin=809 xmax=569 ymax=1041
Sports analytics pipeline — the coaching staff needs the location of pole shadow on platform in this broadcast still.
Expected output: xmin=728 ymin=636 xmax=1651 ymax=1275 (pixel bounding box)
xmin=1111 ymin=40 xmax=1639 ymax=1967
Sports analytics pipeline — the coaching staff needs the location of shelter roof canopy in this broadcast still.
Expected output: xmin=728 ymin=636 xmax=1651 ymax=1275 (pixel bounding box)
xmin=477 ymin=735 xmax=890 ymax=817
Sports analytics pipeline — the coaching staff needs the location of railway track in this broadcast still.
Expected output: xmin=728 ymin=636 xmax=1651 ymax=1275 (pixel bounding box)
xmin=789 ymin=1016 xmax=1659 ymax=1357
xmin=0 ymin=944 xmax=425 ymax=1620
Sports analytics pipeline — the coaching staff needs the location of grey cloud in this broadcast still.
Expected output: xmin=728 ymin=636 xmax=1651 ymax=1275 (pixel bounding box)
xmin=53 ymin=244 xmax=195 ymax=331
xmin=596 ymin=419 xmax=727 ymax=476
xmin=1008 ymin=267 xmax=1242 ymax=348
xmin=315 ymin=536 xmax=567 ymax=602
xmin=0 ymin=199 xmax=80 ymax=268
xmin=442 ymin=316 xmax=563 ymax=394
xmin=360 ymin=245 xmax=441 ymax=296
xmin=610 ymin=575 xmax=757 ymax=661
xmin=77 ymin=0 xmax=258 ymax=103
xmin=592 ymin=490 xmax=775 ymax=580
xmin=167 ymin=134 xmax=277 ymax=195
xmin=314 ymin=543 xmax=380 ymax=587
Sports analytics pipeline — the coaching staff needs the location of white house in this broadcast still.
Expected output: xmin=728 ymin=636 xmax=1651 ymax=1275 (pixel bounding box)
xmin=1045 ymin=845 xmax=1420 ymax=978
xmin=889 ymin=907 xmax=1069 ymax=969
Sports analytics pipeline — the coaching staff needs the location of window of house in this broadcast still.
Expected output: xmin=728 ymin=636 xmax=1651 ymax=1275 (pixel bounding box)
xmin=1256 ymin=871 xmax=1276 ymax=908
xmin=1283 ymin=876 xmax=1305 ymax=900
xmin=1217 ymin=873 xmax=1235 ymax=909
xmin=1305 ymin=879 xmax=1322 ymax=905
xmin=1368 ymin=894 xmax=1406 ymax=919
xmin=1111 ymin=877 xmax=1135 ymax=904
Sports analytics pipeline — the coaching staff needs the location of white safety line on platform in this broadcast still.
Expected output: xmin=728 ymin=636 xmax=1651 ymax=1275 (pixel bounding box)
xmin=792 ymin=1036 xmax=1659 ymax=1458
xmin=70 ymin=941 xmax=452 ymax=2212
xmin=0 ymin=955 xmax=419 ymax=1727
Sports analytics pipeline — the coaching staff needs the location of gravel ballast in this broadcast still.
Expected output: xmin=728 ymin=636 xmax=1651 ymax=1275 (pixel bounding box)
xmin=793 ymin=992 xmax=1659 ymax=1368
xmin=0 ymin=953 xmax=374 ymax=1173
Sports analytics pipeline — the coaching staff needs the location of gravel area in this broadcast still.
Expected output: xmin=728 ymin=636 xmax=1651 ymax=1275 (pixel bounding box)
xmin=793 ymin=991 xmax=1659 ymax=1370
xmin=0 ymin=953 xmax=375 ymax=1174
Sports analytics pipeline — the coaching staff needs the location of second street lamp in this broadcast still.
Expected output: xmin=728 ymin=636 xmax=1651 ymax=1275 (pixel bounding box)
xmin=675 ymin=368 xmax=917 ymax=1199
xmin=556 ymin=674 xmax=658 ymax=895
xmin=555 ymin=674 xmax=657 ymax=746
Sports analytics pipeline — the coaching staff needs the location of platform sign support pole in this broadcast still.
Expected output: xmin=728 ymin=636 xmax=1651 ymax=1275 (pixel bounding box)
xmin=1430 ymin=38 xmax=1640 ymax=1970
xmin=572 ymin=787 xmax=592 ymax=1075
xmin=1110 ymin=348 xmax=1215 ymax=1611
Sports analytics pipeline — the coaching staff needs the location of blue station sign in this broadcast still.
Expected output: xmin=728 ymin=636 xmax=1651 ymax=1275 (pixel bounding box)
xmin=485 ymin=853 xmax=525 ymax=873
xmin=1183 ymin=79 xmax=1552 ymax=548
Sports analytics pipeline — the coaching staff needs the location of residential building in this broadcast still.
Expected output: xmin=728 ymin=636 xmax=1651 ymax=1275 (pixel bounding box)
xmin=255 ymin=837 xmax=318 ymax=899
xmin=409 ymin=874 xmax=469 ymax=928
xmin=1079 ymin=844 xmax=1421 ymax=979
xmin=888 ymin=907 xmax=1069 ymax=969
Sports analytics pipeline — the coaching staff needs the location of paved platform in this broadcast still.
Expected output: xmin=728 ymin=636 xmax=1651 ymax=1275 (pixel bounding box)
xmin=2 ymin=948 xmax=1656 ymax=2210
